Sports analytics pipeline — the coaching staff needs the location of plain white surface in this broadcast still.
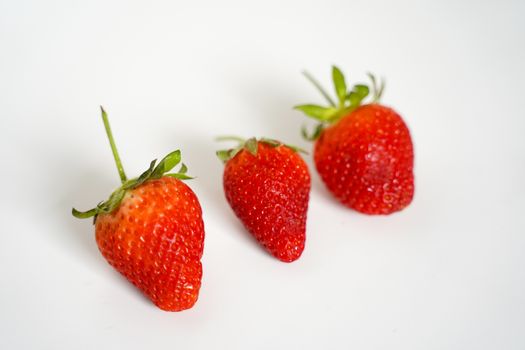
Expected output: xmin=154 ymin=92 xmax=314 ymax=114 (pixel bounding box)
xmin=1 ymin=0 xmax=524 ymax=349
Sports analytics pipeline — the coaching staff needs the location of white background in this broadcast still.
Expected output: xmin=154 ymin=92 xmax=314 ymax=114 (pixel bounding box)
xmin=1 ymin=0 xmax=524 ymax=349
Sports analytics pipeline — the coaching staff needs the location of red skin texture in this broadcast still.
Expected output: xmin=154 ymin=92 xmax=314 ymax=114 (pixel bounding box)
xmin=314 ymin=104 xmax=414 ymax=214
xmin=223 ymin=143 xmax=311 ymax=262
xmin=95 ymin=177 xmax=205 ymax=311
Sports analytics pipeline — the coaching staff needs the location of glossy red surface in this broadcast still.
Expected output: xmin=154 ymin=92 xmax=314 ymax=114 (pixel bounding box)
xmin=223 ymin=143 xmax=311 ymax=262
xmin=95 ymin=177 xmax=205 ymax=311
xmin=314 ymin=104 xmax=414 ymax=214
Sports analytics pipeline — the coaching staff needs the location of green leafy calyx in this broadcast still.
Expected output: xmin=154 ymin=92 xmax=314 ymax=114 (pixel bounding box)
xmin=216 ymin=136 xmax=307 ymax=163
xmin=294 ymin=66 xmax=385 ymax=141
xmin=72 ymin=150 xmax=192 ymax=220
xmin=72 ymin=107 xmax=192 ymax=221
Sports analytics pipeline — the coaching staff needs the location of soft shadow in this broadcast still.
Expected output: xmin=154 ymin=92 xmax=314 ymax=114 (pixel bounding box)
xmin=309 ymin=168 xmax=340 ymax=204
xmin=55 ymin=160 xmax=113 ymax=270
xmin=56 ymin=159 xmax=164 ymax=304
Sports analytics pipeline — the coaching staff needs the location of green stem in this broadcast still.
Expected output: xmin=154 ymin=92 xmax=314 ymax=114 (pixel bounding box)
xmin=302 ymin=71 xmax=336 ymax=107
xmin=100 ymin=106 xmax=127 ymax=183
xmin=72 ymin=207 xmax=98 ymax=219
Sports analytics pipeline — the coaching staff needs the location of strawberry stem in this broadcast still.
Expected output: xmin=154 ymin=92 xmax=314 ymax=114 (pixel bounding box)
xmin=100 ymin=106 xmax=127 ymax=183
xmin=302 ymin=71 xmax=336 ymax=107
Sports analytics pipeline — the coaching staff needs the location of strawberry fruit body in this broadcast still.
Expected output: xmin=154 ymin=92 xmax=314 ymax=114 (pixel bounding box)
xmin=217 ymin=138 xmax=310 ymax=262
xmin=95 ymin=177 xmax=204 ymax=311
xmin=73 ymin=107 xmax=204 ymax=311
xmin=296 ymin=67 xmax=414 ymax=215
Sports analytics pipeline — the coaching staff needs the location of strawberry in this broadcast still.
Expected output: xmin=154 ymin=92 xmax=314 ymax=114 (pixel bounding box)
xmin=295 ymin=67 xmax=414 ymax=215
xmin=73 ymin=107 xmax=204 ymax=311
xmin=216 ymin=137 xmax=311 ymax=262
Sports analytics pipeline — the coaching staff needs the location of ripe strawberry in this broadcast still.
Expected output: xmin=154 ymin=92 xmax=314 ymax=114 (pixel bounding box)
xmin=217 ymin=137 xmax=311 ymax=262
xmin=73 ymin=107 xmax=204 ymax=311
xmin=295 ymin=67 xmax=414 ymax=214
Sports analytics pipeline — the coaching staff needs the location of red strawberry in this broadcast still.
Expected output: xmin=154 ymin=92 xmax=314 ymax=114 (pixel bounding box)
xmin=217 ymin=137 xmax=311 ymax=262
xmin=73 ymin=107 xmax=204 ymax=311
xmin=295 ymin=67 xmax=414 ymax=215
